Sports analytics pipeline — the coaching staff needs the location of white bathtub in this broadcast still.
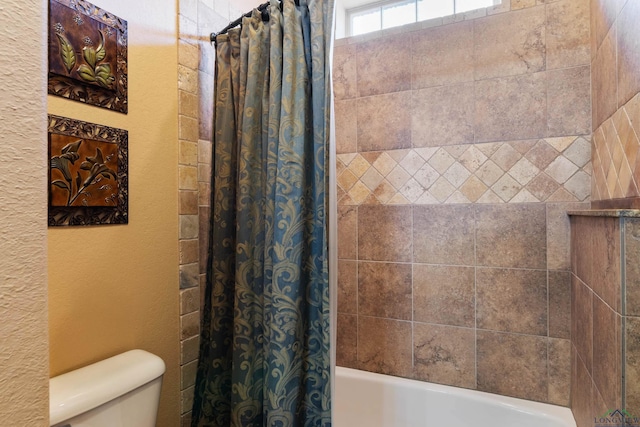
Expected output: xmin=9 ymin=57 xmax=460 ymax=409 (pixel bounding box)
xmin=334 ymin=367 xmax=576 ymax=427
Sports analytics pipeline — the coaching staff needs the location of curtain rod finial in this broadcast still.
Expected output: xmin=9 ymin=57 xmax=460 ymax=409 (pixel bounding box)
xmin=210 ymin=32 xmax=217 ymax=43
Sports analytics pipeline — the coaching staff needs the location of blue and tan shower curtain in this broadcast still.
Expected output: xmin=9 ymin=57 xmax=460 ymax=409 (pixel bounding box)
xmin=191 ymin=0 xmax=334 ymax=425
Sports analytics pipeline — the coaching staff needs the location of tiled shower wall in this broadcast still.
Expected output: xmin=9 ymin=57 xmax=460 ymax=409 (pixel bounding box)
xmin=335 ymin=0 xmax=591 ymax=405
xmin=567 ymin=1 xmax=640 ymax=425
xmin=590 ymin=0 xmax=640 ymax=206
xmin=177 ymin=1 xmax=254 ymax=425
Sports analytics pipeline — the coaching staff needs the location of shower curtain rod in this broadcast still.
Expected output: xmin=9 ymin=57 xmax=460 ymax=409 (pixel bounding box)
xmin=210 ymin=0 xmax=300 ymax=42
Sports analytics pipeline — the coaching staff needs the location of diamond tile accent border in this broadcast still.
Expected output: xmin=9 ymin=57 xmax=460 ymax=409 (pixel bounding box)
xmin=592 ymin=93 xmax=640 ymax=201
xmin=337 ymin=136 xmax=592 ymax=206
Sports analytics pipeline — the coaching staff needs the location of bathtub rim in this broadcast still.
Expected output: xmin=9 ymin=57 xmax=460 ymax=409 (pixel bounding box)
xmin=335 ymin=366 xmax=577 ymax=427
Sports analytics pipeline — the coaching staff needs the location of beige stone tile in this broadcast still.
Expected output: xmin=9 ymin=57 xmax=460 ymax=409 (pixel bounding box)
xmin=459 ymin=146 xmax=489 ymax=173
xmin=387 ymin=193 xmax=411 ymax=205
xmin=358 ymin=317 xmax=412 ymax=378
xmin=626 ymin=219 xmax=640 ymax=316
xmin=548 ymin=338 xmax=571 ymax=406
xmin=414 ymin=265 xmax=475 ymax=327
xmin=571 ymin=345 xmax=593 ymax=427
xmin=572 ymin=275 xmax=593 ymax=374
xmin=477 ymin=189 xmax=503 ymax=203
xmin=198 ymin=71 xmax=212 ymax=140
xmin=386 ymin=165 xmax=412 ymax=190
xmin=428 ymin=148 xmax=456 ymax=174
xmin=477 ymin=331 xmax=548 ymax=402
xmin=335 ymin=99 xmax=358 ymax=154
xmin=618 ymin=0 xmax=640 ymax=107
xmin=508 ymin=157 xmax=540 ymax=185
xmin=592 ymin=297 xmax=622 ymax=409
xmin=181 ymin=311 xmax=199 ymax=340
xmin=197 ymin=182 xmax=210 ymax=207
xmin=546 ymin=156 xmax=579 ymax=184
xmin=592 ymin=0 xmax=623 ymax=53
xmin=547 ymin=66 xmax=591 ymax=136
xmin=181 ymin=287 xmax=200 ymax=315
xmin=338 ymin=205 xmax=357 ymax=260
xmin=512 ymin=0 xmax=536 ymax=9
xmin=337 ymin=169 xmax=358 ymax=191
xmin=546 ymin=0 xmax=590 ymax=69
xmin=180 ymin=140 xmax=198 ymax=167
xmin=475 ymin=159 xmax=504 ymax=186
xmin=491 ymin=174 xmax=522 ymax=201
xmin=180 ymin=115 xmax=199 ymax=142
xmin=180 ymin=262 xmax=199 ymax=290
xmin=590 ymin=217 xmax=621 ymax=312
xmin=526 ymin=173 xmax=559 ymax=201
xmin=178 ymin=165 xmax=198 ymax=190
xmin=414 ymin=204 xmax=475 ymax=265
xmin=626 ymin=317 xmax=640 ymax=411
xmin=477 ymin=267 xmax=547 ymax=335
xmin=474 ymin=6 xmax=546 ymax=80
xmin=547 ymin=202 xmax=589 ymax=270
xmin=475 ymin=73 xmax=547 ymax=143
xmin=178 ymin=64 xmax=198 ymax=94
xmin=178 ymin=190 xmax=198 ymax=215
xmin=414 ymin=323 xmax=476 ymax=388
xmin=181 ymin=359 xmax=198 ymax=391
xmin=359 ymin=262 xmax=412 ymax=320
xmin=333 ymin=44 xmax=357 ymax=100
xmin=338 ymin=260 xmax=357 ymax=314
xmin=181 ymin=335 xmax=200 ymax=365
xmin=180 ymin=239 xmax=199 ymax=265
xmin=347 ymin=155 xmax=371 ymax=178
xmin=360 ymin=167 xmax=384 ymax=191
xmin=412 ymin=83 xmax=475 ymax=147
xmin=526 ymin=140 xmax=561 ymax=169
xmin=373 ymin=180 xmax=397 ymax=204
xmin=413 ymin=163 xmax=440 ymax=189
xmin=411 ymin=21 xmax=474 ymax=89
xmin=180 ymin=215 xmax=199 ymax=240
xmin=430 ymin=177 xmax=456 ymax=202
xmin=348 ymin=181 xmax=371 ymax=205
xmin=563 ymin=137 xmax=592 ymax=167
xmin=180 ymin=90 xmax=198 ymax=120
xmin=358 ymin=205 xmax=412 ymax=262
xmin=593 ymin=26 xmax=618 ymax=129
xmin=476 ymin=203 xmax=547 ymax=268
xmin=371 ymin=152 xmax=397 ymax=176
xmin=443 ymin=162 xmax=471 ymax=188
xmin=181 ymin=386 xmax=195 ymax=415
xmin=337 ymin=314 xmax=357 ymax=368
xmin=564 ymin=170 xmax=591 ymax=200
xmin=357 ymin=34 xmax=412 ymax=97
xmin=546 ymin=136 xmax=578 ymax=152
xmin=357 ymin=92 xmax=412 ymax=152
xmin=399 ymin=178 xmax=426 ymax=203
xmin=399 ymin=151 xmax=426 ymax=176
xmin=460 ymin=176 xmax=488 ymax=202
xmin=549 ymin=271 xmax=571 ymax=338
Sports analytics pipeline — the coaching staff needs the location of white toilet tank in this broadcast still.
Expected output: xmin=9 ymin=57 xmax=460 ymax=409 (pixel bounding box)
xmin=49 ymin=349 xmax=166 ymax=427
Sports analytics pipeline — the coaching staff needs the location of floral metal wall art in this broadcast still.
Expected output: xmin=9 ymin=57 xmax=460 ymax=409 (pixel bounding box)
xmin=48 ymin=115 xmax=128 ymax=226
xmin=48 ymin=0 xmax=128 ymax=113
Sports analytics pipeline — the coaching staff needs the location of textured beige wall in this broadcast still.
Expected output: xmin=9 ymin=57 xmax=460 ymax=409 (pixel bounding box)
xmin=0 ymin=0 xmax=49 ymax=426
xmin=47 ymin=0 xmax=180 ymax=426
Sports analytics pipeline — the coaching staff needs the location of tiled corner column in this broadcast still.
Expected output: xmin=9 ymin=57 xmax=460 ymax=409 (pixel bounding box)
xmin=569 ymin=211 xmax=640 ymax=426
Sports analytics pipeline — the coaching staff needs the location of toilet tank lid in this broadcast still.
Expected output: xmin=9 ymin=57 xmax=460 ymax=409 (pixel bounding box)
xmin=49 ymin=349 xmax=166 ymax=425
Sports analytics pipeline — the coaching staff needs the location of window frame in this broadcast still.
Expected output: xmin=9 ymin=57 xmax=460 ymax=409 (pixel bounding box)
xmin=346 ymin=0 xmax=501 ymax=37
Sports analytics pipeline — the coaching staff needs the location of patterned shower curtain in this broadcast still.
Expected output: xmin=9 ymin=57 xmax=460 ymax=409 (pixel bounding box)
xmin=191 ymin=0 xmax=333 ymax=425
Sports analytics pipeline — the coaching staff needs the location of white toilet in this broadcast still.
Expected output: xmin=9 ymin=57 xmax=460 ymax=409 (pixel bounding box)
xmin=49 ymin=349 xmax=166 ymax=427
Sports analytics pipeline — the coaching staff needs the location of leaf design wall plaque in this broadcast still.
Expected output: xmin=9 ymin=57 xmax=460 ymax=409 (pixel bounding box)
xmin=48 ymin=115 xmax=128 ymax=226
xmin=48 ymin=0 xmax=127 ymax=113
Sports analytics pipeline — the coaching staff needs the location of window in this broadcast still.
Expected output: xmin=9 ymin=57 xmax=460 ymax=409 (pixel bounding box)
xmin=348 ymin=0 xmax=500 ymax=36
